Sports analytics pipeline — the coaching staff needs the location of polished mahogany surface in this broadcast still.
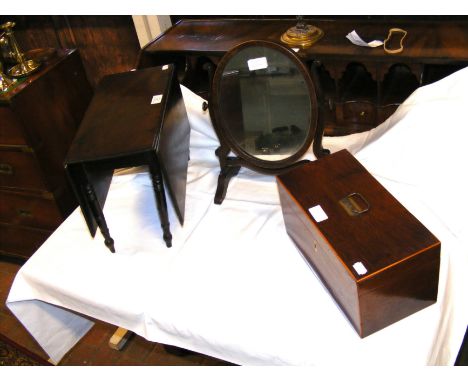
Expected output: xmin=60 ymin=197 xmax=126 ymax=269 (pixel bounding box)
xmin=66 ymin=67 xmax=173 ymax=163
xmin=277 ymin=149 xmax=439 ymax=275
xmin=277 ymin=150 xmax=440 ymax=337
xmin=0 ymin=49 xmax=92 ymax=261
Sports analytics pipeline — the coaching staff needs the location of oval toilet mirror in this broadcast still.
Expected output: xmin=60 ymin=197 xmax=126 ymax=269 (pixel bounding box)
xmin=209 ymin=40 xmax=320 ymax=203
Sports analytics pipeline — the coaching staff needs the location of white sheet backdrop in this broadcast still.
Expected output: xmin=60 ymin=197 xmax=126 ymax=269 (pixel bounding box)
xmin=6 ymin=67 xmax=468 ymax=365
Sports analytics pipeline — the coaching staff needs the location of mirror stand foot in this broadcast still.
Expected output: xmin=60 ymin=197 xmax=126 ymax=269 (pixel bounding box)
xmin=214 ymin=163 xmax=241 ymax=205
xmin=313 ymin=140 xmax=330 ymax=159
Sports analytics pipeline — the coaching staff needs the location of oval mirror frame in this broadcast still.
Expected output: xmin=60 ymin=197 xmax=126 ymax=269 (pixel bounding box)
xmin=209 ymin=40 xmax=319 ymax=173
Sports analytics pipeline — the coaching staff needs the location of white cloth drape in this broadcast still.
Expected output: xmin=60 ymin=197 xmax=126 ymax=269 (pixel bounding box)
xmin=6 ymin=67 xmax=468 ymax=365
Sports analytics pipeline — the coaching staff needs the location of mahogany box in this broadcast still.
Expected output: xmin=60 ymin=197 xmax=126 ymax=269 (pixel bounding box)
xmin=276 ymin=149 xmax=440 ymax=337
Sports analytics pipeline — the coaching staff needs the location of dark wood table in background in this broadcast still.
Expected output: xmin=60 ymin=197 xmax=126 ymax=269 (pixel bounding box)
xmin=138 ymin=18 xmax=468 ymax=136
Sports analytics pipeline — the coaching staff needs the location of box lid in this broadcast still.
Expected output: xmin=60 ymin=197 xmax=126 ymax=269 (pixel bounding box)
xmin=66 ymin=65 xmax=174 ymax=163
xmin=276 ymin=149 xmax=440 ymax=280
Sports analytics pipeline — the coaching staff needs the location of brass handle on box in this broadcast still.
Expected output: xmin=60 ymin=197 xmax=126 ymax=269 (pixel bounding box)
xmin=0 ymin=163 xmax=13 ymax=175
xmin=339 ymin=192 xmax=370 ymax=216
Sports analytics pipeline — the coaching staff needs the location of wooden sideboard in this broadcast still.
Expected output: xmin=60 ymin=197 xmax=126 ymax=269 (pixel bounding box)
xmin=0 ymin=49 xmax=92 ymax=261
xmin=138 ymin=17 xmax=468 ymax=136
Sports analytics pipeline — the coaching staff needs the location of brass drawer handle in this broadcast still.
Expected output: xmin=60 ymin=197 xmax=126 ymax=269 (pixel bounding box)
xmin=0 ymin=163 xmax=14 ymax=175
xmin=17 ymin=209 xmax=33 ymax=217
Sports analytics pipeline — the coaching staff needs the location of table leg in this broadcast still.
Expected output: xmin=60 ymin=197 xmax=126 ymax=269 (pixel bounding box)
xmin=84 ymin=183 xmax=115 ymax=253
xmin=149 ymin=162 xmax=172 ymax=248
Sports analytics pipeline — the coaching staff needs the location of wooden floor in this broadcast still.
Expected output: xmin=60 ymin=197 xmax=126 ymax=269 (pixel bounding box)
xmin=0 ymin=258 xmax=233 ymax=366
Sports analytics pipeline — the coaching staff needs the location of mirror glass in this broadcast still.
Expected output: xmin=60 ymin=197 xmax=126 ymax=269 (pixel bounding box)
xmin=216 ymin=45 xmax=312 ymax=161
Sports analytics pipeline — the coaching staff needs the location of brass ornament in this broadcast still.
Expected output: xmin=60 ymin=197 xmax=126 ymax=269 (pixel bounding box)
xmin=281 ymin=17 xmax=324 ymax=49
xmin=0 ymin=21 xmax=41 ymax=78
xmin=0 ymin=60 xmax=17 ymax=93
xmin=0 ymin=33 xmax=16 ymax=64
xmin=383 ymin=28 xmax=408 ymax=54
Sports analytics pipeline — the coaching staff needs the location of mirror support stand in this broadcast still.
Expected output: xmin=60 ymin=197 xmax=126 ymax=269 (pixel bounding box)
xmin=310 ymin=60 xmax=330 ymax=158
xmin=214 ymin=145 xmax=242 ymax=204
xmin=214 ymin=144 xmax=315 ymax=205
xmin=205 ymin=42 xmax=329 ymax=205
xmin=203 ymin=61 xmax=242 ymax=205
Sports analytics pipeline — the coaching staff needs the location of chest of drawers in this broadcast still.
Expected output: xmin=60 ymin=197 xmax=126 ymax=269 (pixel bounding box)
xmin=0 ymin=49 xmax=92 ymax=261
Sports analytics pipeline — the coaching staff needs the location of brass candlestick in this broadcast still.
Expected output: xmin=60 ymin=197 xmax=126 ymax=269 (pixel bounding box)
xmin=281 ymin=16 xmax=324 ymax=49
xmin=0 ymin=60 xmax=16 ymax=92
xmin=0 ymin=21 xmax=40 ymax=78
xmin=0 ymin=32 xmax=16 ymax=64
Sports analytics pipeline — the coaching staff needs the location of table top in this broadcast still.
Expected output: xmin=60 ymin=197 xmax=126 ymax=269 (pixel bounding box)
xmin=66 ymin=65 xmax=174 ymax=163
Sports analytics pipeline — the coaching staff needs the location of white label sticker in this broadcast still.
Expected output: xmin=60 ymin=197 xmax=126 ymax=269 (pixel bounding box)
xmin=162 ymin=65 xmax=169 ymax=70
xmin=308 ymin=205 xmax=328 ymax=223
xmin=247 ymin=56 xmax=268 ymax=71
xmin=151 ymin=94 xmax=163 ymax=104
xmin=353 ymin=262 xmax=368 ymax=275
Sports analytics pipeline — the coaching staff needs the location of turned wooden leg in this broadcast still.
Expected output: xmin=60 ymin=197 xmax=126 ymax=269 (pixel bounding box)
xmin=149 ymin=162 xmax=172 ymax=248
xmin=84 ymin=183 xmax=115 ymax=253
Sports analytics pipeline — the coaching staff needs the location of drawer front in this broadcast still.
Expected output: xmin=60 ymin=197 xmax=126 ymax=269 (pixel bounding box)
xmin=340 ymin=101 xmax=376 ymax=125
xmin=0 ymin=223 xmax=51 ymax=260
xmin=0 ymin=107 xmax=28 ymax=146
xmin=0 ymin=190 xmax=63 ymax=230
xmin=0 ymin=150 xmax=47 ymax=191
